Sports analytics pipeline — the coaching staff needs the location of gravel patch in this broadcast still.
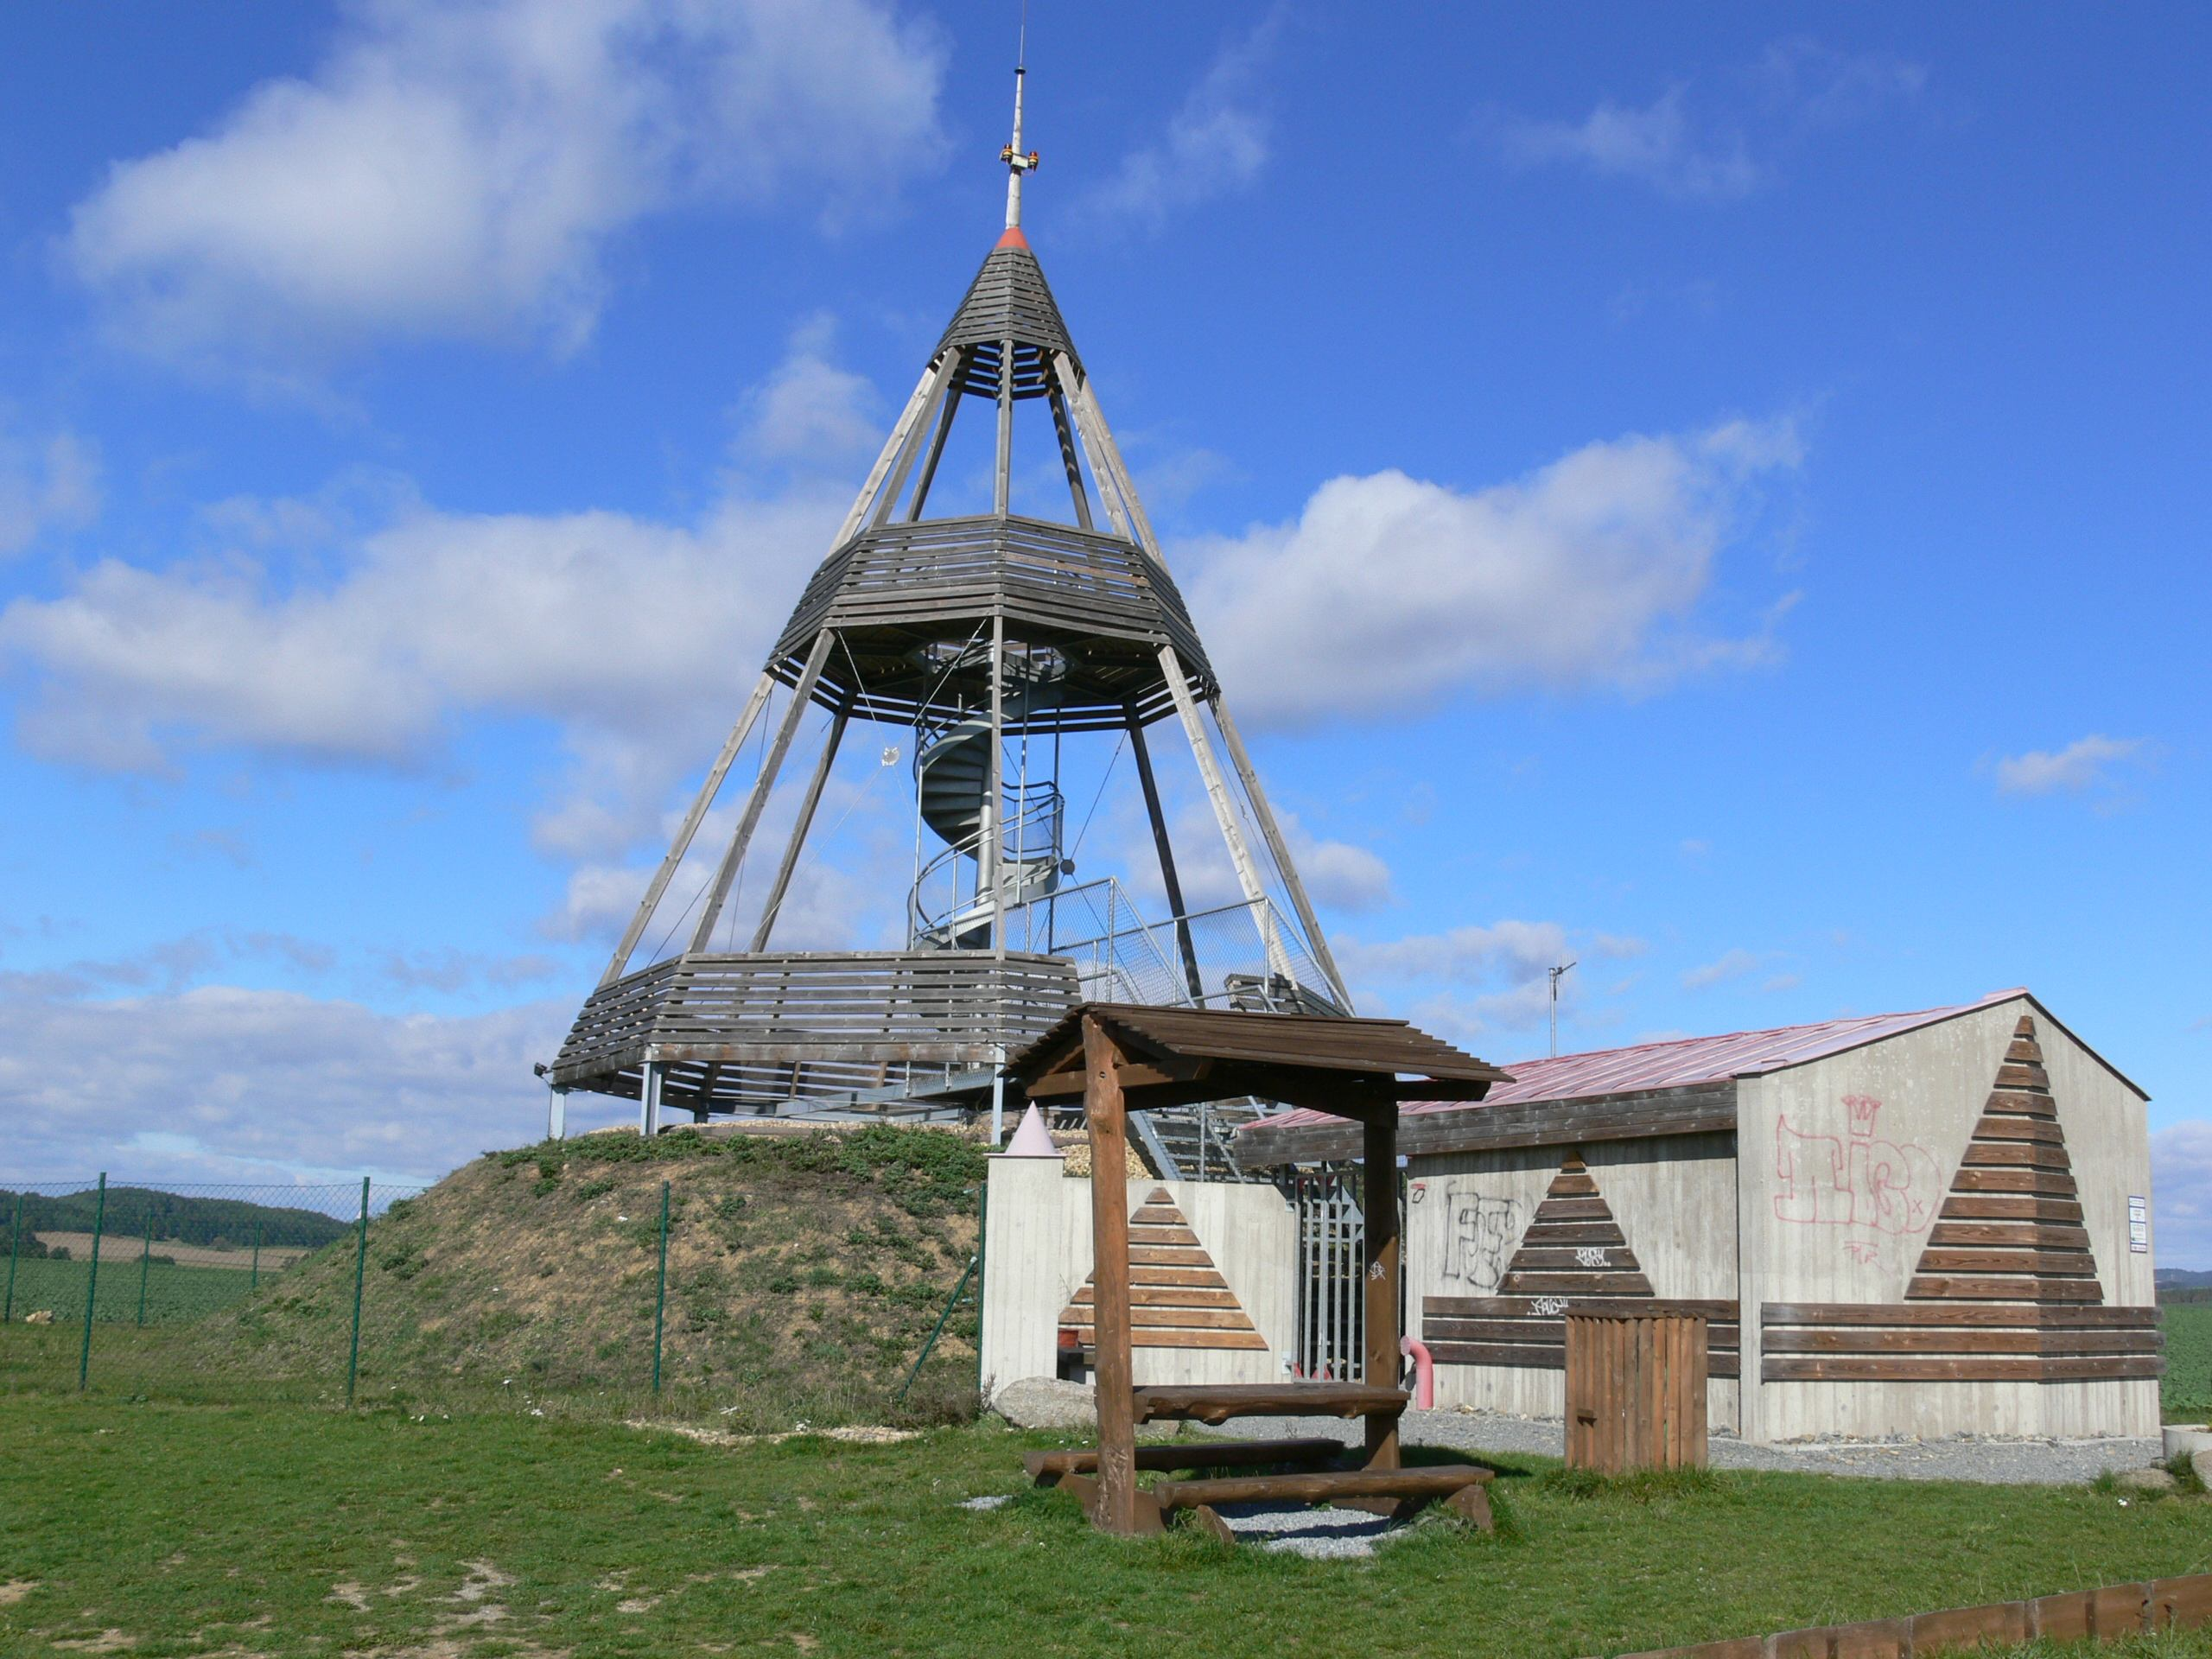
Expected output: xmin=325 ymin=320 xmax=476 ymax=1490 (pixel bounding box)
xmin=1208 ymin=1502 xmax=1405 ymax=1559
xmin=1214 ymin=1408 xmax=2162 ymax=1486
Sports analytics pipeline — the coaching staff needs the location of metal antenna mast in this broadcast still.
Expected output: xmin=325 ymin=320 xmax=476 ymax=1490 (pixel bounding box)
xmin=1548 ymin=960 xmax=1577 ymax=1058
xmin=1001 ymin=15 xmax=1039 ymax=232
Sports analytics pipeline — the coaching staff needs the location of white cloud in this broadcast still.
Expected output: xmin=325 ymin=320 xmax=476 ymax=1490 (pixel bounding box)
xmin=65 ymin=0 xmax=947 ymax=372
xmin=1500 ymin=40 xmax=1924 ymax=201
xmin=737 ymin=313 xmax=882 ymax=464
xmin=0 ymin=972 xmax=567 ymax=1185
xmin=1340 ymin=920 xmax=1568 ymax=988
xmin=0 ymin=320 xmax=890 ymax=850
xmin=2152 ymin=1122 xmax=2212 ymax=1269
xmin=1682 ymin=946 xmax=1760 ymax=990
xmin=1506 ymin=86 xmax=1759 ymax=202
xmin=0 ymin=487 xmax=836 ymax=796
xmin=1993 ymin=734 xmax=2151 ymax=799
xmin=1085 ymin=11 xmax=1281 ymax=230
xmin=0 ymin=427 xmax=100 ymax=556
xmin=1179 ymin=419 xmax=1800 ymax=728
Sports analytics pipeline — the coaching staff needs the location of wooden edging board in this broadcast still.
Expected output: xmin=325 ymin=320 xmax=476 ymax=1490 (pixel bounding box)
xmin=1614 ymin=1571 xmax=2212 ymax=1657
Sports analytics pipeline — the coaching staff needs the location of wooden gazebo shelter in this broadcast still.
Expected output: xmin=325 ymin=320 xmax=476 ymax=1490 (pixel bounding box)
xmin=1006 ymin=1004 xmax=1513 ymax=1538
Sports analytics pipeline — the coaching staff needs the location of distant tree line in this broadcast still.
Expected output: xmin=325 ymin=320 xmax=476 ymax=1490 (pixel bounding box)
xmin=0 ymin=1187 xmax=353 ymax=1251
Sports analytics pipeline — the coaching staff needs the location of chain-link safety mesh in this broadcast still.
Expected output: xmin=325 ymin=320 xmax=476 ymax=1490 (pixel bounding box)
xmin=0 ymin=1154 xmax=984 ymax=1431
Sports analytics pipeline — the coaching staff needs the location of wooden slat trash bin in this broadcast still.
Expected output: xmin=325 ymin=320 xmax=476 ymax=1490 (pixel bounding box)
xmin=1565 ymin=1304 xmax=1709 ymax=1473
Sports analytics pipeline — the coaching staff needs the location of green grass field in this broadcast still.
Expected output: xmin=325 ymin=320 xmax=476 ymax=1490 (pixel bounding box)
xmin=2 ymin=1251 xmax=296 ymax=1328
xmin=2161 ymin=1304 xmax=2212 ymax=1423
xmin=2 ymin=1396 xmax=2210 ymax=1659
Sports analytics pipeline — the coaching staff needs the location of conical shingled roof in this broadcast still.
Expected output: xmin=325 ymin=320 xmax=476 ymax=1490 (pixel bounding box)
xmin=934 ymin=232 xmax=1079 ymax=368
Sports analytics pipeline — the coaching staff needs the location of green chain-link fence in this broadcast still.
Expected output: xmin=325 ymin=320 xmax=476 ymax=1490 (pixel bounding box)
xmin=1 ymin=1141 xmax=985 ymax=1428
xmin=0 ymin=1177 xmax=424 ymax=1405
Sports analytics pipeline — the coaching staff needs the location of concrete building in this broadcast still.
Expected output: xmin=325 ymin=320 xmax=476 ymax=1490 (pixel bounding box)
xmin=1238 ymin=989 xmax=2161 ymax=1443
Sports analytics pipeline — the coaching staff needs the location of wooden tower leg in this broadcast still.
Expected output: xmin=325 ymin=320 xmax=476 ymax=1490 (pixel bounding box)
xmin=1363 ymin=1104 xmax=1402 ymax=1470
xmin=688 ymin=631 xmax=837 ymax=953
xmin=1127 ymin=718 xmax=1205 ymax=1003
xmin=601 ymin=669 xmax=777 ymax=983
xmin=748 ymin=711 xmax=849 ymax=952
xmin=1083 ymin=1014 xmax=1141 ymax=1535
xmin=1157 ymin=645 xmax=1294 ymax=982
xmin=1210 ymin=695 xmax=1354 ymax=1011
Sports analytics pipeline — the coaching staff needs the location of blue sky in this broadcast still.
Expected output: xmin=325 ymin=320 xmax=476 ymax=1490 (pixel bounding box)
xmin=1 ymin=4 xmax=2206 ymax=1255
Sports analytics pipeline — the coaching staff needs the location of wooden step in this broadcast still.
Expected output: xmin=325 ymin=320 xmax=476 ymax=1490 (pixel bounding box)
xmin=1154 ymin=1464 xmax=1491 ymax=1510
xmin=1024 ymin=1437 xmax=1347 ymax=1485
xmin=1131 ymin=1382 xmax=1408 ymax=1426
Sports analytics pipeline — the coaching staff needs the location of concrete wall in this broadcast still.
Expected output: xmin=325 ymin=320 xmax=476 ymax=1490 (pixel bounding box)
xmin=1407 ymin=1132 xmax=1740 ymax=1427
xmin=1402 ymin=995 xmax=2155 ymax=1444
xmin=977 ymin=1156 xmax=1295 ymax=1400
xmin=1740 ymin=994 xmax=2158 ymax=1441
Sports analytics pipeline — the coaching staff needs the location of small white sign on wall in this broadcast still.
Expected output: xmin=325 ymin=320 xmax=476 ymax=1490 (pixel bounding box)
xmin=2128 ymin=1195 xmax=2150 ymax=1255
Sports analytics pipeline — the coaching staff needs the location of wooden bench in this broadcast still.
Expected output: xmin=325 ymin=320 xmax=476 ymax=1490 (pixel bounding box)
xmin=1025 ymin=1437 xmax=1348 ymax=1485
xmin=1131 ymin=1382 xmax=1408 ymax=1426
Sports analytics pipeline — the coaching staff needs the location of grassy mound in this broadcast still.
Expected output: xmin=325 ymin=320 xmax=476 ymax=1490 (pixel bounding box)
xmin=188 ymin=1126 xmax=988 ymax=1428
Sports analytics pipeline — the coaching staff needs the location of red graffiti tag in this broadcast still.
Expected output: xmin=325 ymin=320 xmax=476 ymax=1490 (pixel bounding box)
xmin=1772 ymin=1097 xmax=1940 ymax=1236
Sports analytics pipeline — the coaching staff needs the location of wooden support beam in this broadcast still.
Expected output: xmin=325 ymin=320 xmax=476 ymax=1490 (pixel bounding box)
xmin=1210 ymin=695 xmax=1353 ymax=1011
xmin=1061 ymin=369 xmax=1161 ymax=557
xmin=1158 ymin=645 xmax=1293 ymax=980
xmin=905 ymin=357 xmax=966 ymax=521
xmin=869 ymin=356 xmax=957 ymax=532
xmin=1084 ymin=1014 xmax=1141 ymax=1535
xmin=1051 ymin=353 xmax=1133 ymax=542
xmin=993 ymin=335 xmax=1014 ymax=518
xmin=689 ymin=632 xmax=837 ymax=954
xmin=836 ymin=359 xmax=946 ymax=548
xmin=1363 ymin=1109 xmax=1402 ymax=1470
xmin=747 ymin=710 xmax=848 ymax=952
xmin=1127 ymin=716 xmax=1205 ymax=1003
xmin=601 ymin=668 xmax=776 ymax=984
xmin=1046 ymin=383 xmax=1094 ymax=530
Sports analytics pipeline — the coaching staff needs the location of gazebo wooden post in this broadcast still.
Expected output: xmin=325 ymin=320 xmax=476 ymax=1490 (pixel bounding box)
xmin=1363 ymin=1101 xmax=1402 ymax=1470
xmin=1082 ymin=1014 xmax=1141 ymax=1535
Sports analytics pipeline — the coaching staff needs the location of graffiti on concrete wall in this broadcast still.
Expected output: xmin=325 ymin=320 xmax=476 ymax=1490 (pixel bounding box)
xmin=1773 ymin=1096 xmax=1940 ymax=1236
xmin=1441 ymin=1189 xmax=1521 ymax=1293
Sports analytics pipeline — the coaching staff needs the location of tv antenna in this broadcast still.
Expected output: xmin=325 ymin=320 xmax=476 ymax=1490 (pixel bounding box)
xmin=1548 ymin=960 xmax=1577 ymax=1058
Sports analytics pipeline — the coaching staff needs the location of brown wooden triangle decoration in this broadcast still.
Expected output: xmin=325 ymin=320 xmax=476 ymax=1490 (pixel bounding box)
xmin=1497 ymin=1152 xmax=1656 ymax=1298
xmin=1058 ymin=1186 xmax=1267 ymax=1351
xmin=1909 ymin=1015 xmax=2103 ymax=1303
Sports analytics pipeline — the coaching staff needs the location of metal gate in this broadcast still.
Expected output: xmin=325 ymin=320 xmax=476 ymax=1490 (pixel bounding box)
xmin=1291 ymin=1166 xmax=1364 ymax=1380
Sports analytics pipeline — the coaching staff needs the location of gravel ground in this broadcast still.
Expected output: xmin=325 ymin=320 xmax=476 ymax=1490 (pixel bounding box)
xmin=1216 ymin=1408 xmax=2164 ymax=1486
xmin=1210 ymin=1503 xmax=1406 ymax=1559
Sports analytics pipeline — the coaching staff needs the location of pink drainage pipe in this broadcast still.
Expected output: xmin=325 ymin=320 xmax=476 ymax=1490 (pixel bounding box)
xmin=1400 ymin=1336 xmax=1434 ymax=1409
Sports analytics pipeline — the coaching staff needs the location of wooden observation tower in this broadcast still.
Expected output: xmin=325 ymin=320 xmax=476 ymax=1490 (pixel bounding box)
xmin=550 ymin=67 xmax=1351 ymax=1143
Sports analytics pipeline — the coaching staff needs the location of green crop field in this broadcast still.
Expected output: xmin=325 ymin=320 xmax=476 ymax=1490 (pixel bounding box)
xmin=2 ymin=1252 xmax=307 ymax=1327
xmin=2 ymin=1396 xmax=2211 ymax=1659
xmin=2164 ymin=1303 xmax=2212 ymax=1423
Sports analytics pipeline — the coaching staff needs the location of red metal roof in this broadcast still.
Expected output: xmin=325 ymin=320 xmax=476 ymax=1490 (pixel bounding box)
xmin=1252 ymin=989 xmax=2045 ymax=1137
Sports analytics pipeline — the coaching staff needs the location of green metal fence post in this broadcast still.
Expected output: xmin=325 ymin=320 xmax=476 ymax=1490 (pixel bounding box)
xmin=77 ymin=1173 xmax=106 ymax=1390
xmin=136 ymin=1212 xmax=154 ymax=1327
xmin=345 ymin=1177 xmax=370 ymax=1406
xmin=3 ymin=1190 xmax=22 ymax=1324
xmin=251 ymin=1218 xmax=263 ymax=1290
xmin=651 ymin=1179 xmax=671 ymax=1395
xmin=898 ymin=1252 xmax=977 ymax=1404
